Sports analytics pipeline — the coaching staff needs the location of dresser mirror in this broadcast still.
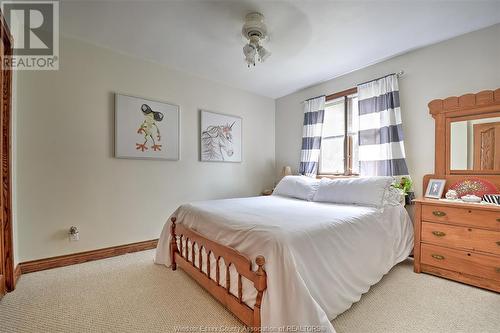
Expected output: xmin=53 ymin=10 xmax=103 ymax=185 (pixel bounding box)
xmin=450 ymin=115 xmax=500 ymax=171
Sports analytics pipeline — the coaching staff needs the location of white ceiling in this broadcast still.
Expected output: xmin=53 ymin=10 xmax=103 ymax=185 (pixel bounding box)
xmin=61 ymin=0 xmax=500 ymax=98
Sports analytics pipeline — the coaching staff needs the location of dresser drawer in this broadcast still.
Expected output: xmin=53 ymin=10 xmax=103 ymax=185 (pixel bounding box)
xmin=421 ymin=243 xmax=500 ymax=282
xmin=422 ymin=222 xmax=500 ymax=255
xmin=422 ymin=205 xmax=500 ymax=230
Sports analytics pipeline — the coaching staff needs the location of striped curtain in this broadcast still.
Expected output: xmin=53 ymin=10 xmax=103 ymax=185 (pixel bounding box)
xmin=299 ymin=96 xmax=326 ymax=177
xmin=357 ymin=75 xmax=408 ymax=176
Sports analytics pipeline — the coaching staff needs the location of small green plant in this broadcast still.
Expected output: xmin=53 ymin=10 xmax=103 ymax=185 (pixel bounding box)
xmin=392 ymin=177 xmax=413 ymax=196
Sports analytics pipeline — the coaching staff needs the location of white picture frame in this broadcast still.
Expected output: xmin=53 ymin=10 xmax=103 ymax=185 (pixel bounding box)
xmin=424 ymin=179 xmax=446 ymax=199
xmin=115 ymin=94 xmax=180 ymax=160
xmin=200 ymin=110 xmax=242 ymax=162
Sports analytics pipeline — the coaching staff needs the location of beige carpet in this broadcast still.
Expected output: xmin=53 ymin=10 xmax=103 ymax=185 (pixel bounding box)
xmin=0 ymin=250 xmax=498 ymax=333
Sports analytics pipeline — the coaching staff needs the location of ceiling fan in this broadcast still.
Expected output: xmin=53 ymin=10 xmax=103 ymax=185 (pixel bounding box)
xmin=242 ymin=12 xmax=271 ymax=67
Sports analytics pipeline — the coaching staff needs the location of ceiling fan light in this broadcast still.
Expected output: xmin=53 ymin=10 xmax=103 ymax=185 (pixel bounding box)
xmin=257 ymin=46 xmax=271 ymax=62
xmin=243 ymin=43 xmax=256 ymax=67
xmin=243 ymin=43 xmax=256 ymax=57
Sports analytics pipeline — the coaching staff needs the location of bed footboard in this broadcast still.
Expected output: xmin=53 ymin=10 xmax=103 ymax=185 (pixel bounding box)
xmin=169 ymin=217 xmax=267 ymax=328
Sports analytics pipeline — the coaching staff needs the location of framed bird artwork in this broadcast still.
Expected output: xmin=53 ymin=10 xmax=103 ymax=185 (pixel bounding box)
xmin=115 ymin=94 xmax=180 ymax=160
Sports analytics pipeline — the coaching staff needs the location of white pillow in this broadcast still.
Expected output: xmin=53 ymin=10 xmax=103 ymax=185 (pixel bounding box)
xmin=383 ymin=186 xmax=405 ymax=206
xmin=273 ymin=175 xmax=320 ymax=201
xmin=313 ymin=177 xmax=394 ymax=207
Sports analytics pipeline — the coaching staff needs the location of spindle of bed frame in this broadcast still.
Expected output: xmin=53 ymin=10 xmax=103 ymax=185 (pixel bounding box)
xmin=169 ymin=216 xmax=267 ymax=329
xmin=198 ymin=246 xmax=203 ymax=272
xmin=216 ymin=257 xmax=220 ymax=285
xmin=253 ymin=255 xmax=266 ymax=327
xmin=191 ymin=241 xmax=195 ymax=267
xmin=169 ymin=217 xmax=177 ymax=270
xmin=207 ymin=251 xmax=211 ymax=278
xmin=238 ymin=274 xmax=243 ymax=303
xmin=226 ymin=264 xmax=231 ymax=293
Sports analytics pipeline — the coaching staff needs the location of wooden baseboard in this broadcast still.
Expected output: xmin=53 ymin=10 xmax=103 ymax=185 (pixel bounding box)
xmin=13 ymin=264 xmax=21 ymax=288
xmin=19 ymin=239 xmax=158 ymax=274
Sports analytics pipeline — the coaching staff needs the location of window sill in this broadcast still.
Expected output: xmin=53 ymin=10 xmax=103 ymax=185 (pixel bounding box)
xmin=316 ymin=174 xmax=359 ymax=179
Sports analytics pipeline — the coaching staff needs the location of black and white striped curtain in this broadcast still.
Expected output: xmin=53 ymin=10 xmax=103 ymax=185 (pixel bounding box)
xmin=299 ymin=96 xmax=326 ymax=177
xmin=357 ymin=75 xmax=408 ymax=176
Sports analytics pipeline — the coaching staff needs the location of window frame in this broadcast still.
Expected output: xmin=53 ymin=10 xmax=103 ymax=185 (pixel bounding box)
xmin=318 ymin=87 xmax=359 ymax=178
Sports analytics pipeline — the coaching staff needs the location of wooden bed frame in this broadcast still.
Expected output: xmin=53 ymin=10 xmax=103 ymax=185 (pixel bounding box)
xmin=169 ymin=217 xmax=267 ymax=329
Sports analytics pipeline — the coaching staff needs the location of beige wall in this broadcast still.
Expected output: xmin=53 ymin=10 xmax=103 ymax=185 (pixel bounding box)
xmin=16 ymin=37 xmax=275 ymax=262
xmin=276 ymin=24 xmax=500 ymax=196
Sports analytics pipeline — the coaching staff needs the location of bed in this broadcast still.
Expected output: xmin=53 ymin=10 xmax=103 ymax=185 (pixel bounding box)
xmin=155 ymin=177 xmax=414 ymax=333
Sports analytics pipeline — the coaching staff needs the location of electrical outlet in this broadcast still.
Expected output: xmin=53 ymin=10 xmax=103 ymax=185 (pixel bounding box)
xmin=69 ymin=226 xmax=79 ymax=241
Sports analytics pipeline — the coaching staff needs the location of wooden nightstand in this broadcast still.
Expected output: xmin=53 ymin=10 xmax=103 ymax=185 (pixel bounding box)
xmin=413 ymin=198 xmax=500 ymax=292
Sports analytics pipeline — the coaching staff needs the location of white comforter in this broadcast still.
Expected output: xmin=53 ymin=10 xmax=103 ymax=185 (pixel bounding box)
xmin=155 ymin=195 xmax=413 ymax=332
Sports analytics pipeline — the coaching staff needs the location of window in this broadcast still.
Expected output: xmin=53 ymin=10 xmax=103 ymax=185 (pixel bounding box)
xmin=319 ymin=89 xmax=359 ymax=175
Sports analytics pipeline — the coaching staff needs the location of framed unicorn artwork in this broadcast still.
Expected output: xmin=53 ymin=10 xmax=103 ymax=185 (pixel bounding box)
xmin=115 ymin=94 xmax=180 ymax=160
xmin=200 ymin=110 xmax=242 ymax=162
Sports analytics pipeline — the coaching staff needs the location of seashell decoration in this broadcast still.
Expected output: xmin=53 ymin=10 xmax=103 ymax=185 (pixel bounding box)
xmin=445 ymin=189 xmax=458 ymax=200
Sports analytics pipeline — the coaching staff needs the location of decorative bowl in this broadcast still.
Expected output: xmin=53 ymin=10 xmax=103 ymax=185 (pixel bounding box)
xmin=461 ymin=194 xmax=482 ymax=203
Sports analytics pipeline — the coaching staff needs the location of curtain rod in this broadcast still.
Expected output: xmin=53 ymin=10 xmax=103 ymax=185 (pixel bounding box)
xmin=304 ymin=94 xmax=326 ymax=102
xmin=357 ymin=71 xmax=405 ymax=86
xmin=303 ymin=70 xmax=404 ymax=102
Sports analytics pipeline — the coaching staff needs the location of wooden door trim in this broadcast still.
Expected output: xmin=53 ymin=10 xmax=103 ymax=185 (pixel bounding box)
xmin=13 ymin=264 xmax=20 ymax=287
xmin=0 ymin=11 xmax=14 ymax=292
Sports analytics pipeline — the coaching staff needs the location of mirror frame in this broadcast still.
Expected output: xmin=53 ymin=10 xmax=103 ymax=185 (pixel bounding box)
xmin=428 ymin=88 xmax=500 ymax=176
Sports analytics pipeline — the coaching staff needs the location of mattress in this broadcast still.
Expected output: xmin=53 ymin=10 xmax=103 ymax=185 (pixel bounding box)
xmin=155 ymin=195 xmax=413 ymax=332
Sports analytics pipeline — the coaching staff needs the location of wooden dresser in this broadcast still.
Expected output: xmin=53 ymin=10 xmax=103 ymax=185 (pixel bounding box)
xmin=413 ymin=198 xmax=500 ymax=292
xmin=414 ymin=88 xmax=500 ymax=292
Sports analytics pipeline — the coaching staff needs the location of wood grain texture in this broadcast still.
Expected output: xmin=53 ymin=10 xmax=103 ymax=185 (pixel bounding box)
xmin=169 ymin=217 xmax=267 ymax=329
xmin=19 ymin=239 xmax=158 ymax=274
xmin=420 ymin=201 xmax=500 ymax=230
xmin=421 ymin=221 xmax=500 ymax=255
xmin=0 ymin=274 xmax=4 ymax=298
xmin=0 ymin=11 xmax=13 ymax=293
xmin=13 ymin=264 xmax=20 ymax=288
xmin=414 ymin=199 xmax=500 ymax=292
xmin=421 ymin=243 xmax=500 ymax=283
xmin=325 ymin=87 xmax=357 ymax=101
xmin=473 ymin=122 xmax=500 ymax=171
xmin=429 ymin=89 xmax=500 ymax=115
xmin=413 ymin=202 xmax=422 ymax=273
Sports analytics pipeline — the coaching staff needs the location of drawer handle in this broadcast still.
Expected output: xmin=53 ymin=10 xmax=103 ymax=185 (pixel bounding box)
xmin=496 ymin=241 xmax=500 ymax=246
xmin=496 ymin=267 xmax=500 ymax=273
xmin=432 ymin=231 xmax=446 ymax=237
xmin=497 ymin=218 xmax=500 ymax=222
xmin=432 ymin=211 xmax=446 ymax=217
xmin=431 ymin=254 xmax=445 ymax=260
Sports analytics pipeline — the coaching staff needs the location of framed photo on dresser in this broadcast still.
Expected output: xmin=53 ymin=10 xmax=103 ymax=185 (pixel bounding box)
xmin=424 ymin=179 xmax=446 ymax=199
